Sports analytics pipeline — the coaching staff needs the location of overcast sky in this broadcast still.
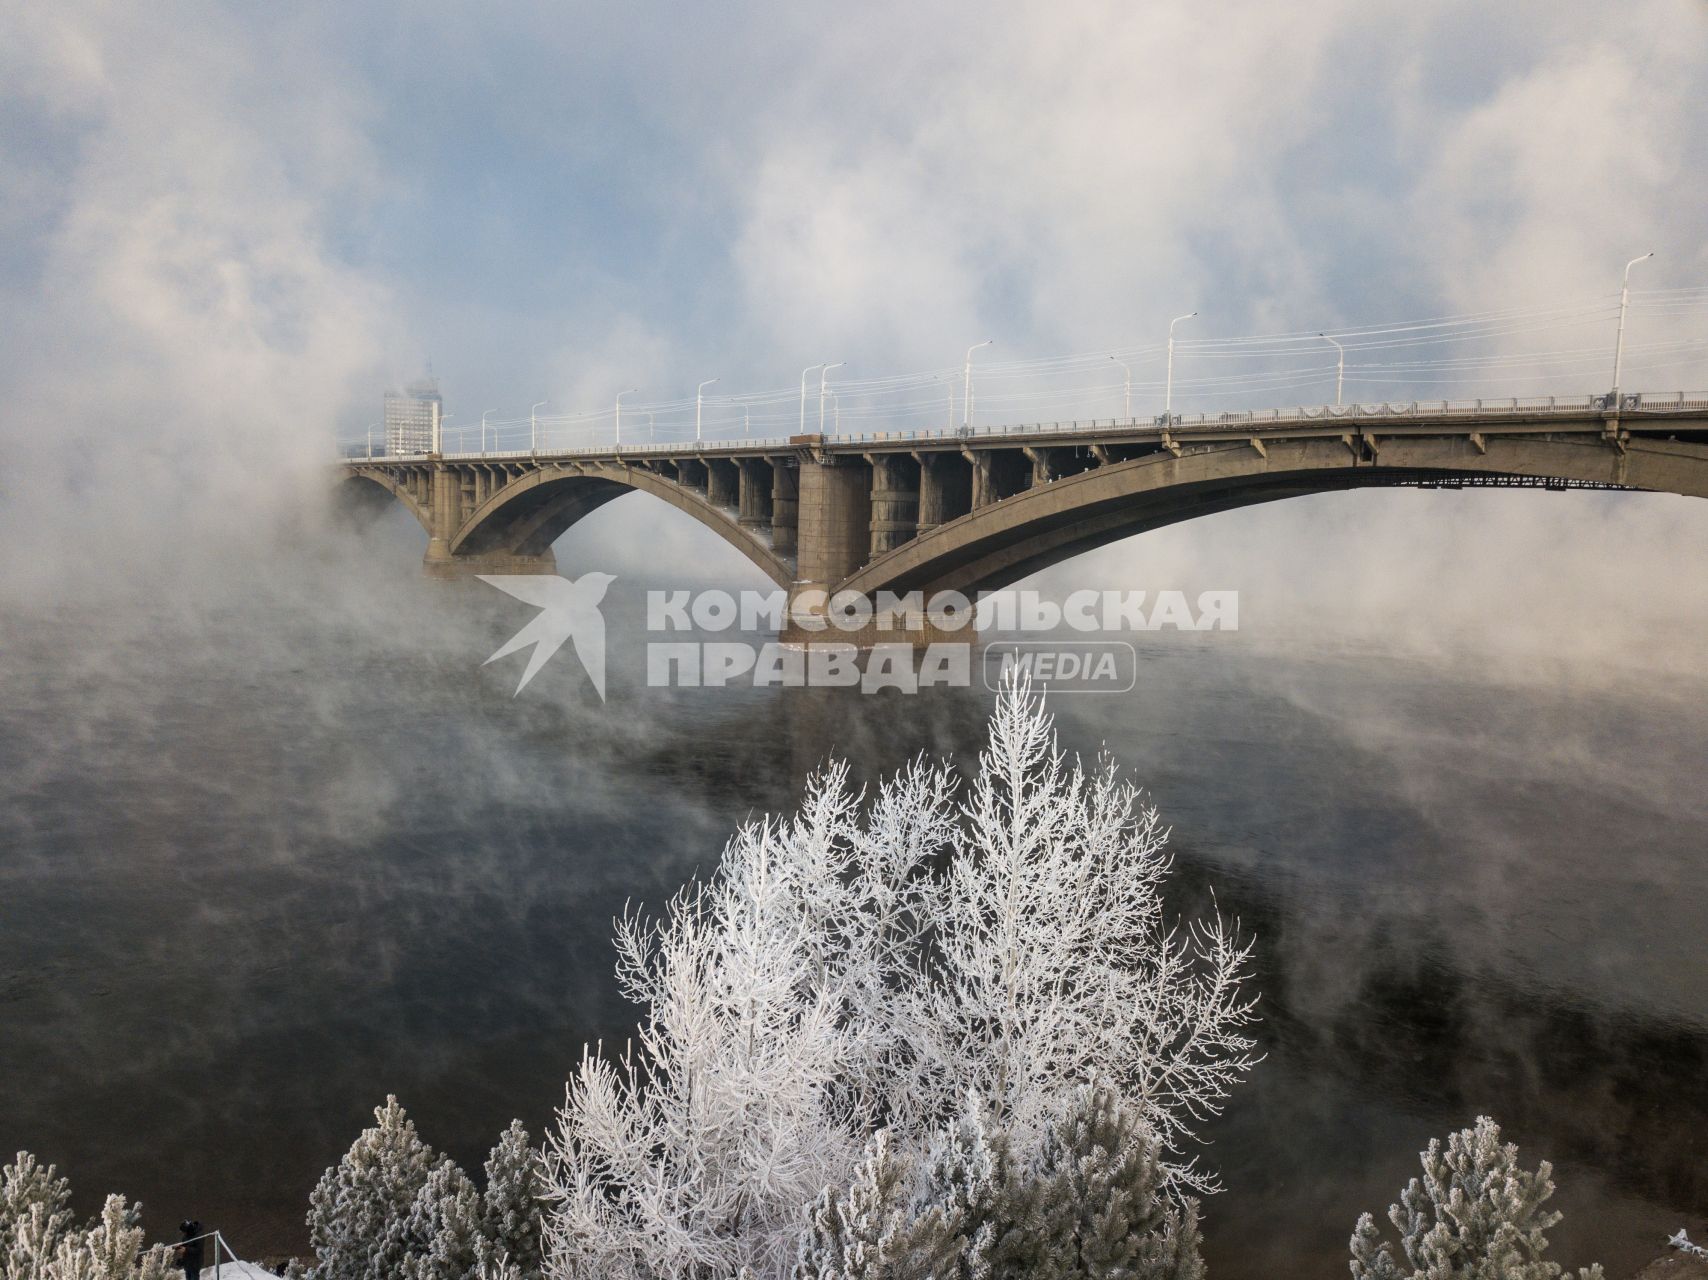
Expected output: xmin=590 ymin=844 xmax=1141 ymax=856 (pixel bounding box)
xmin=2 ymin=0 xmax=1706 ymax=658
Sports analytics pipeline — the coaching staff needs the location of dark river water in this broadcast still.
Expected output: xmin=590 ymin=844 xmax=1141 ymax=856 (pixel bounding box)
xmin=2 ymin=534 xmax=1705 ymax=1277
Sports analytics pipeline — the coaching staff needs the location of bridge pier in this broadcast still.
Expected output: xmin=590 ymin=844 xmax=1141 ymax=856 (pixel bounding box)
xmin=770 ymin=460 xmax=799 ymax=555
xmin=424 ymin=544 xmax=558 ymax=577
xmin=737 ymin=458 xmax=773 ymax=531
xmin=706 ymin=458 xmax=740 ymax=510
xmin=867 ymin=453 xmax=919 ymax=555
xmin=915 ymin=451 xmax=970 ymax=533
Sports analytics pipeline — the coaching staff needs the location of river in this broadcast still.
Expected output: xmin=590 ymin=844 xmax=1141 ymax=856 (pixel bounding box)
xmin=1 ymin=535 xmax=1704 ymax=1277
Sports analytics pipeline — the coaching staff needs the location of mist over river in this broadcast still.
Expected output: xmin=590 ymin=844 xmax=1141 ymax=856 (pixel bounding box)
xmin=3 ymin=517 xmax=1706 ymax=1279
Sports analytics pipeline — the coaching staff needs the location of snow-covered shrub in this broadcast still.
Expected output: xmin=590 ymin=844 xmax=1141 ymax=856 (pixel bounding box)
xmin=1350 ymin=1116 xmax=1604 ymax=1280
xmin=305 ymin=1101 xmax=545 ymax=1280
xmin=799 ymin=1084 xmax=1203 ymax=1280
xmin=2 ymin=1150 xmax=75 ymax=1266
xmin=307 ymin=1097 xmax=442 ymax=1280
xmin=0 ymin=1153 xmax=171 ymax=1280
xmin=479 ymin=1123 xmax=544 ymax=1280
xmin=542 ymin=671 xmax=1255 ymax=1279
xmin=401 ymin=1161 xmax=483 ymax=1280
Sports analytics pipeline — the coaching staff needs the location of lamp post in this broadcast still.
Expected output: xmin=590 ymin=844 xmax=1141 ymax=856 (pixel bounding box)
xmin=739 ymin=402 xmax=751 ymax=436
xmin=696 ymin=378 xmax=719 ymax=441
xmin=366 ymin=421 xmax=380 ymax=459
xmin=932 ymin=374 xmax=954 ymax=431
xmin=800 ymin=364 xmax=826 ymax=434
xmin=1612 ymin=252 xmax=1654 ymax=406
xmin=530 ymin=401 xmax=547 ymax=453
xmin=615 ymin=388 xmax=638 ymax=446
xmin=963 ymin=340 xmax=994 ymax=429
xmin=1110 ymin=356 xmax=1132 ymax=420
xmin=437 ymin=413 xmax=452 ymax=455
xmin=481 ymin=409 xmax=497 ymax=453
xmin=1319 ymin=334 xmax=1345 ymax=408
xmin=1165 ymin=313 xmax=1196 ymax=422
xmin=819 ymin=362 xmax=845 ymax=433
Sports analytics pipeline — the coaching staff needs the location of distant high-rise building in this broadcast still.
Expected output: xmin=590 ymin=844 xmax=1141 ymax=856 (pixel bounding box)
xmin=384 ymin=378 xmax=442 ymax=455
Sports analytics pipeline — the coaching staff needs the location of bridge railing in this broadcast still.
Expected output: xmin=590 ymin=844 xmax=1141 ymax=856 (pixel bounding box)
xmin=340 ymin=391 xmax=1708 ymax=461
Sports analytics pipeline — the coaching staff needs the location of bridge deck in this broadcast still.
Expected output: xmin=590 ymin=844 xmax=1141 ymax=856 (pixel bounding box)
xmin=342 ymin=392 xmax=1708 ymax=464
xmin=335 ymin=390 xmax=1708 ymax=616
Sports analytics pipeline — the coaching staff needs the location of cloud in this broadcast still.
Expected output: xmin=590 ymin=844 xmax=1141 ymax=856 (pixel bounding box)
xmin=0 ymin=4 xmax=400 ymax=599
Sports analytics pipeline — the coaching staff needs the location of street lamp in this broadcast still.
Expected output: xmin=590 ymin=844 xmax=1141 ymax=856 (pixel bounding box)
xmin=1612 ymin=252 xmax=1654 ymax=405
xmin=1319 ymin=334 xmax=1345 ymax=408
xmin=481 ymin=409 xmax=497 ymax=453
xmin=696 ymin=378 xmax=719 ymax=441
xmin=1110 ymin=356 xmax=1132 ymax=420
xmin=530 ymin=401 xmax=547 ymax=453
xmin=819 ymin=362 xmax=845 ymax=433
xmin=365 ymin=421 xmax=381 ymax=459
xmin=963 ymin=340 xmax=994 ymax=429
xmin=800 ymin=364 xmax=826 ymax=434
xmin=930 ymin=374 xmax=954 ymax=431
xmin=437 ymin=413 xmax=453 ymax=455
xmin=615 ymin=388 xmax=638 ymax=446
xmin=1165 ymin=313 xmax=1196 ymax=422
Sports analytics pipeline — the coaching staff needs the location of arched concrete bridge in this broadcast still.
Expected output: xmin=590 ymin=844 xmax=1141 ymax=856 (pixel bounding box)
xmin=339 ymin=393 xmax=1708 ymax=638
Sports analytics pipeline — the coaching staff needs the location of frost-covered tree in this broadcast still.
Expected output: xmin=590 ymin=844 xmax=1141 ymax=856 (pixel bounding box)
xmin=539 ymin=773 xmax=894 ymax=1280
xmin=480 ymin=1123 xmax=543 ymax=1280
xmin=1 ymin=1154 xmax=171 ymax=1280
xmin=401 ymin=1160 xmax=483 ymax=1280
xmin=1350 ymin=1116 xmax=1604 ymax=1280
xmin=36 ymin=1195 xmax=172 ymax=1280
xmin=799 ymin=1085 xmax=1202 ymax=1280
xmin=306 ymin=1096 xmax=442 ymax=1280
xmin=306 ymin=1104 xmax=545 ymax=1280
xmin=2 ymin=1151 xmax=76 ymax=1266
xmin=543 ymin=671 xmax=1255 ymax=1278
xmin=908 ymin=675 xmax=1258 ymax=1193
xmin=0 ymin=1153 xmax=171 ymax=1280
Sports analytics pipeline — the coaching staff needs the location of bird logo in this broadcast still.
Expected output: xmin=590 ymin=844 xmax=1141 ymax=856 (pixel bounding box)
xmin=478 ymin=572 xmax=615 ymax=698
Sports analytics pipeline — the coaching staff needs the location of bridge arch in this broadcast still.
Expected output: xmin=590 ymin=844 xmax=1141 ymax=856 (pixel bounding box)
xmin=448 ymin=462 xmax=794 ymax=588
xmin=840 ymin=433 xmax=1708 ymax=599
xmin=338 ymin=468 xmax=432 ymax=533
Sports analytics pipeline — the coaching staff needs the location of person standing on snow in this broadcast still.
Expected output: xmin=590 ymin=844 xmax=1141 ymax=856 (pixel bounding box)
xmin=175 ymin=1220 xmax=205 ymax=1280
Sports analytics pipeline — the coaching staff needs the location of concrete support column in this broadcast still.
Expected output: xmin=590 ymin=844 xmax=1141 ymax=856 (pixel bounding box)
xmin=794 ymin=456 xmax=872 ymax=595
xmin=675 ymin=458 xmax=707 ymax=492
xmin=738 ymin=459 xmax=773 ymax=530
xmin=965 ymin=448 xmax=996 ymax=508
xmin=706 ymin=458 xmax=739 ymax=509
xmin=914 ymin=452 xmax=973 ymax=530
xmin=916 ymin=454 xmax=945 ymax=532
xmin=1026 ymin=446 xmax=1056 ymax=487
xmin=867 ymin=454 xmax=919 ymax=556
xmin=458 ymin=468 xmax=477 ymax=525
xmin=770 ymin=460 xmax=800 ymax=555
xmin=425 ymin=463 xmax=461 ymax=566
